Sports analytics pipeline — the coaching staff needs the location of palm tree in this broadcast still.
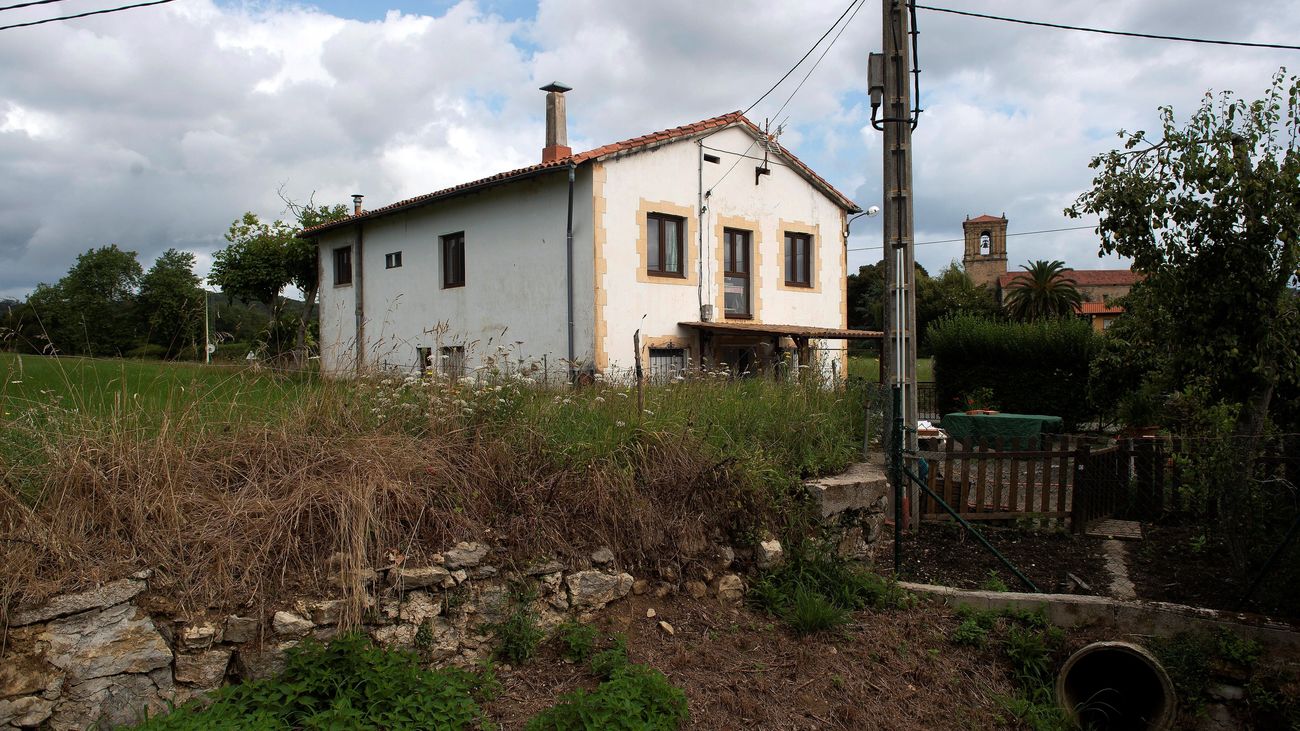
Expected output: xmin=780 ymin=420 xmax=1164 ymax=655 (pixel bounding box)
xmin=1003 ymin=260 xmax=1083 ymax=321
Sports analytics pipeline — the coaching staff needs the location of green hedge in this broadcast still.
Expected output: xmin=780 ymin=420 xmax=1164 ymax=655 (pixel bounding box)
xmin=928 ymin=314 xmax=1099 ymax=429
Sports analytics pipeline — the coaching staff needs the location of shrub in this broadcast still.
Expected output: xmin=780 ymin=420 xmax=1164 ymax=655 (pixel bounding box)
xmin=492 ymin=594 xmax=544 ymax=665
xmin=589 ymin=635 xmax=630 ymax=681
xmin=556 ymin=620 xmax=599 ymax=663
xmin=130 ymin=632 xmax=490 ymax=729
xmin=748 ymin=542 xmax=911 ymax=634
xmin=525 ymin=664 xmax=689 ymax=731
xmin=928 ymin=314 xmax=1099 ymax=428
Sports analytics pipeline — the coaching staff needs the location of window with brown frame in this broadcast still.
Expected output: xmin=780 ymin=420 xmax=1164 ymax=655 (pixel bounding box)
xmin=784 ymin=232 xmax=812 ymax=287
xmin=646 ymin=213 xmax=685 ymax=277
xmin=441 ymin=232 xmax=465 ymax=288
xmin=332 ymin=246 xmax=352 ymax=286
xmin=723 ymin=228 xmax=751 ymax=318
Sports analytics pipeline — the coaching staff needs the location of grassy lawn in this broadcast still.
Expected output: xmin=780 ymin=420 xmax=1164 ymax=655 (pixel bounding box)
xmin=847 ymin=355 xmax=933 ymax=383
xmin=0 ymin=353 xmax=316 ymax=422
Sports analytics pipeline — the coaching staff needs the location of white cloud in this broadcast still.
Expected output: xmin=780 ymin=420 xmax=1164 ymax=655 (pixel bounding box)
xmin=0 ymin=0 xmax=1296 ymax=296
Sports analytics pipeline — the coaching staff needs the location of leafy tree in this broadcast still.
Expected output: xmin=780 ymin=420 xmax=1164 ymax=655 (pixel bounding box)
xmin=208 ymin=213 xmax=301 ymax=355
xmin=918 ymin=262 xmax=999 ymax=337
xmin=209 ymin=198 xmax=349 ymax=360
xmin=1002 ymin=260 xmax=1084 ymax=322
xmin=137 ymin=249 xmax=204 ymax=358
xmin=1067 ymin=70 xmax=1300 ymax=436
xmin=28 ymin=245 xmax=142 ymax=356
xmin=278 ymin=194 xmax=349 ymax=353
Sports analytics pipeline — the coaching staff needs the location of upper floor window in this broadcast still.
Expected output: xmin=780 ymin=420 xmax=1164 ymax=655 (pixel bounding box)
xmin=385 ymin=251 xmax=403 ymax=269
xmin=333 ymin=246 xmax=352 ymax=286
xmin=784 ymin=232 xmax=812 ymax=287
xmin=723 ymin=228 xmax=751 ymax=318
xmin=647 ymin=213 xmax=685 ymax=277
xmin=441 ymin=232 xmax=465 ymax=288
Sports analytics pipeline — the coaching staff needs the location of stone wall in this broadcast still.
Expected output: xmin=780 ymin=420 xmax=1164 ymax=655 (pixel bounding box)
xmin=0 ymin=463 xmax=888 ymax=730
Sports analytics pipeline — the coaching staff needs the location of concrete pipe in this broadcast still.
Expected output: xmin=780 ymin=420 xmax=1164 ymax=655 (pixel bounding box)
xmin=1056 ymin=641 xmax=1176 ymax=730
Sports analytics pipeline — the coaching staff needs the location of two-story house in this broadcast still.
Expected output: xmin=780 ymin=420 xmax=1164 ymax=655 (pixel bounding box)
xmin=302 ymin=84 xmax=875 ymax=379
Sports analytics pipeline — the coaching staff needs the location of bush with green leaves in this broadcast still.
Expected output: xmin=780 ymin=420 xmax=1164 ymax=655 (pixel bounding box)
xmin=928 ymin=314 xmax=1099 ymax=429
xmin=555 ymin=620 xmax=599 ymax=663
xmin=525 ymin=663 xmax=689 ymax=731
xmin=948 ymin=606 xmax=1069 ymax=731
xmin=129 ymin=632 xmax=493 ymax=730
xmin=748 ymin=542 xmax=912 ymax=635
xmin=491 ymin=587 xmax=545 ymax=665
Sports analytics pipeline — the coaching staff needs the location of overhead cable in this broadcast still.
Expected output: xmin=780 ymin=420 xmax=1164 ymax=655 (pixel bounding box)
xmin=742 ymin=0 xmax=864 ymax=115
xmin=914 ymin=4 xmax=1300 ymax=51
xmin=847 ymin=224 xmax=1098 ymax=252
xmin=0 ymin=0 xmax=174 ymax=31
xmin=0 ymin=0 xmax=71 ymax=12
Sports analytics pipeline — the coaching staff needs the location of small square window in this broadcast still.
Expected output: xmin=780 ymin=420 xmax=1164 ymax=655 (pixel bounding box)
xmin=333 ymin=246 xmax=352 ymax=286
xmin=385 ymin=251 xmax=403 ymax=269
xmin=784 ymin=232 xmax=812 ymax=287
xmin=648 ymin=347 xmax=686 ymax=382
xmin=440 ymin=345 xmax=466 ymax=379
xmin=442 ymin=232 xmax=465 ymax=288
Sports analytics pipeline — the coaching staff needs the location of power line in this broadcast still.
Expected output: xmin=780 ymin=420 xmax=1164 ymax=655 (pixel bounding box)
xmin=0 ymin=0 xmax=173 ymax=31
xmin=770 ymin=0 xmax=869 ymax=123
xmin=742 ymin=0 xmax=863 ymax=116
xmin=914 ymin=4 xmax=1300 ymax=51
xmin=847 ymin=224 xmax=1097 ymax=252
xmin=0 ymin=0 xmax=71 ymax=12
xmin=709 ymin=0 xmax=864 ymax=195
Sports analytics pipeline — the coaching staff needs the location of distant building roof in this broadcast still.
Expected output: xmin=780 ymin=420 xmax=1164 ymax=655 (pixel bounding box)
xmin=300 ymin=112 xmax=859 ymax=237
xmin=1077 ymin=302 xmax=1124 ymax=315
xmin=998 ymin=269 xmax=1142 ymax=289
xmin=965 ymin=214 xmax=1006 ymax=224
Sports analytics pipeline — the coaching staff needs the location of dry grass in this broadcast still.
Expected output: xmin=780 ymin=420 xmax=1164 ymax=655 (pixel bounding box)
xmin=1 ymin=366 xmax=858 ymax=624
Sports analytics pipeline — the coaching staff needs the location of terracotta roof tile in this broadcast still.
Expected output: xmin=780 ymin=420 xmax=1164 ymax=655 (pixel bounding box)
xmin=1077 ymin=302 xmax=1124 ymax=315
xmin=966 ymin=214 xmax=1006 ymax=224
xmin=299 ymin=111 xmax=857 ymax=236
xmin=998 ymin=269 xmax=1142 ymax=288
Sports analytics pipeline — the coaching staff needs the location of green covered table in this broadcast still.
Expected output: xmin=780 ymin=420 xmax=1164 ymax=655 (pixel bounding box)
xmin=940 ymin=412 xmax=1064 ymax=449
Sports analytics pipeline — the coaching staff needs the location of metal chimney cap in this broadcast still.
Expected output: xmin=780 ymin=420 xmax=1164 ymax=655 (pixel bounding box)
xmin=539 ymin=82 xmax=572 ymax=93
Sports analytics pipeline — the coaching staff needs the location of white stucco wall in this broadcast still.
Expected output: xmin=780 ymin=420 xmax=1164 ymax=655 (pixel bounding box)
xmin=316 ymin=169 xmax=596 ymax=377
xmin=596 ymin=125 xmax=850 ymax=375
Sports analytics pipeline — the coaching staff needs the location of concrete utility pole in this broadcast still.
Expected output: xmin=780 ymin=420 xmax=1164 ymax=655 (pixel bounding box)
xmin=871 ymin=0 xmax=919 ymax=531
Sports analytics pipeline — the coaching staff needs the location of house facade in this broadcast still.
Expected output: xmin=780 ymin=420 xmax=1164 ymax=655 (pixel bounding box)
xmin=303 ymin=86 xmax=868 ymax=379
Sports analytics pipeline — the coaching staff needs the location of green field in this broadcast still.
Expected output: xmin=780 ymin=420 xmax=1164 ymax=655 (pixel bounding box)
xmin=0 ymin=353 xmax=315 ymax=422
xmin=847 ymin=355 xmax=933 ymax=383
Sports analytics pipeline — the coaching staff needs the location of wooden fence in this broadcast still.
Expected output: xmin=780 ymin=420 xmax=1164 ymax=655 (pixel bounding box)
xmin=920 ymin=436 xmax=1078 ymax=528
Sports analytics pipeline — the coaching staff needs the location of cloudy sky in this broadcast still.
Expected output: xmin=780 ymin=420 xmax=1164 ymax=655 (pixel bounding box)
xmin=1 ymin=0 xmax=1297 ymax=297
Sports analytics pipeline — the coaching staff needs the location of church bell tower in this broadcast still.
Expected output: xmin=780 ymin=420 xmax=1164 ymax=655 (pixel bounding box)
xmin=962 ymin=213 xmax=1008 ymax=288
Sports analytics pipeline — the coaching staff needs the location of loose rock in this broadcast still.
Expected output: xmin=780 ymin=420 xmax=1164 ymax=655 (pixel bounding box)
xmin=590 ymin=547 xmax=616 ymax=566
xmin=756 ymin=539 xmax=784 ymax=569
xmin=716 ymin=574 xmax=745 ymax=604
xmin=566 ymin=570 xmax=634 ymax=610
xmin=271 ymin=611 xmax=313 ymax=638
xmin=443 ymin=542 xmax=489 ymax=570
xmin=174 ymin=649 xmax=231 ymax=688
xmin=658 ymin=621 xmax=675 ymax=636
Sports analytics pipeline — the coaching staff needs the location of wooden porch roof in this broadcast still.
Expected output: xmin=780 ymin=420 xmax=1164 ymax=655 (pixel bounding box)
xmin=678 ymin=321 xmax=884 ymax=340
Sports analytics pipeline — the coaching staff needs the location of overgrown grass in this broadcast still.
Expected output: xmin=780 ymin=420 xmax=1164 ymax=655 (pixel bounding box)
xmin=0 ymin=354 xmax=872 ymax=621
xmin=948 ymin=606 xmax=1070 ymax=731
xmin=129 ymin=633 xmax=496 ymax=730
xmin=748 ymin=542 xmax=913 ymax=635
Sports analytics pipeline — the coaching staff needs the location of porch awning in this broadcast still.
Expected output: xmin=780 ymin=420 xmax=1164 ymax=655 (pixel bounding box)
xmin=678 ymin=321 xmax=884 ymax=340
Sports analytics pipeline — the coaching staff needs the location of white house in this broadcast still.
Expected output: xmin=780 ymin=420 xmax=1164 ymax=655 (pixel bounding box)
xmin=301 ymin=84 xmax=876 ymax=379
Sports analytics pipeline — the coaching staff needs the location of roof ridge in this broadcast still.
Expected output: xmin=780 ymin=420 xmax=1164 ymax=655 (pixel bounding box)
xmin=300 ymin=110 xmax=855 ymax=236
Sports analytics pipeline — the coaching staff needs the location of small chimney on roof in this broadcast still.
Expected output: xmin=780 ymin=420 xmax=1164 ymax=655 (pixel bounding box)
xmin=352 ymin=194 xmax=364 ymax=216
xmin=540 ymin=82 xmax=573 ymax=163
